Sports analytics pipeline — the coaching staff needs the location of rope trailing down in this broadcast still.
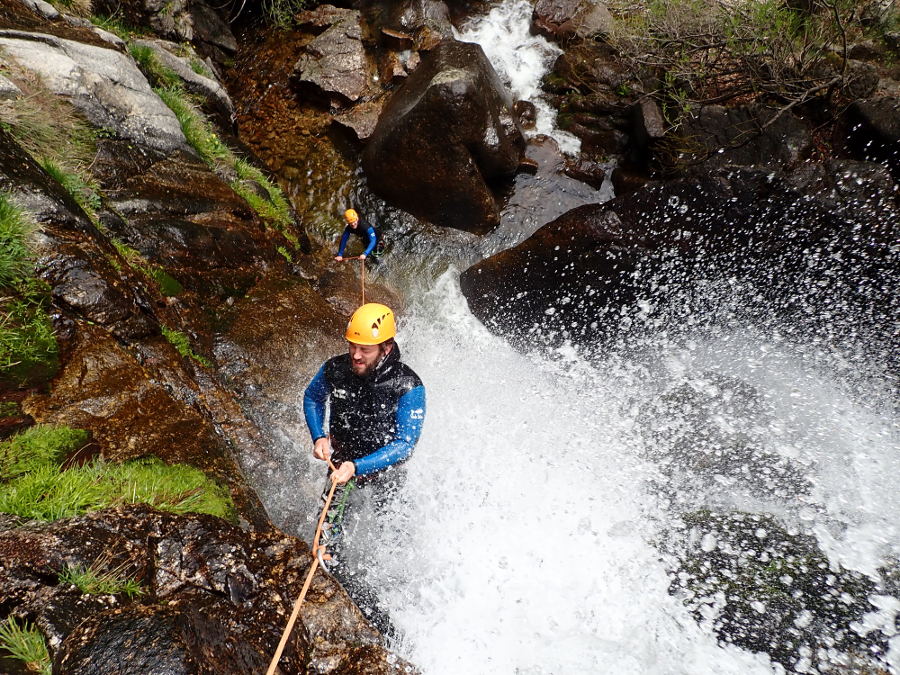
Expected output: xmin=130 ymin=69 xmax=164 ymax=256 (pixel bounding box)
xmin=265 ymin=460 xmax=338 ymax=675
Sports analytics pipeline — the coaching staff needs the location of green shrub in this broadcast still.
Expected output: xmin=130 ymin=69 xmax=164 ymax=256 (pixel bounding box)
xmin=59 ymin=556 xmax=144 ymax=598
xmin=0 ymin=425 xmax=89 ymax=481
xmin=0 ymin=618 xmax=50 ymax=675
xmin=0 ymin=456 xmax=235 ymax=522
xmin=161 ymin=326 xmax=212 ymax=367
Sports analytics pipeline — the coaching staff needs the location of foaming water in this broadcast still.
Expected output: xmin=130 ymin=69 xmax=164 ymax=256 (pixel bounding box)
xmin=345 ymin=272 xmax=781 ymax=674
xmin=323 ymin=268 xmax=900 ymax=674
xmin=455 ymin=0 xmax=581 ymax=155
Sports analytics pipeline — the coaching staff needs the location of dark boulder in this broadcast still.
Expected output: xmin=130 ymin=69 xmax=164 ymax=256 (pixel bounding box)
xmin=670 ymin=104 xmax=813 ymax=171
xmin=372 ymin=0 xmax=453 ymax=49
xmin=460 ymin=165 xmax=898 ymax=361
xmin=1 ymin=505 xmax=412 ymax=673
xmin=847 ymin=95 xmax=900 ymax=171
xmin=362 ymin=39 xmax=526 ymax=232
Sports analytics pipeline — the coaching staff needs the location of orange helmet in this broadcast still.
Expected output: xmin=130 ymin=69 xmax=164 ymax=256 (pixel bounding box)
xmin=344 ymin=208 xmax=359 ymax=224
xmin=346 ymin=303 xmax=396 ymax=345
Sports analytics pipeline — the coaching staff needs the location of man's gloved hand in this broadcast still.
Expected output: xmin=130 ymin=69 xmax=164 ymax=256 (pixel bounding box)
xmin=331 ymin=461 xmax=356 ymax=484
xmin=313 ymin=437 xmax=332 ymax=461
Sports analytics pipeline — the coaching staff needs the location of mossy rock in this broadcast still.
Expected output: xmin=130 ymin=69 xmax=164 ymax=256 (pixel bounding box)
xmin=670 ymin=510 xmax=889 ymax=672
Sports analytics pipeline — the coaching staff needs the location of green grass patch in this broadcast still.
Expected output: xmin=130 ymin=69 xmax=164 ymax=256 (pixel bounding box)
xmin=0 ymin=193 xmax=33 ymax=288
xmin=0 ymin=425 xmax=88 ymax=481
xmin=59 ymin=556 xmax=144 ymax=598
xmin=0 ymin=456 xmax=235 ymax=523
xmin=90 ymin=14 xmax=140 ymax=40
xmin=189 ymin=57 xmax=213 ymax=79
xmin=0 ymin=195 xmax=58 ymax=389
xmin=155 ymin=86 xmax=230 ymax=165
xmin=161 ymin=326 xmax=211 ymax=368
xmin=0 ymin=401 xmax=19 ymax=418
xmin=129 ymin=44 xmax=181 ymax=89
xmin=0 ymin=617 xmax=50 ymax=675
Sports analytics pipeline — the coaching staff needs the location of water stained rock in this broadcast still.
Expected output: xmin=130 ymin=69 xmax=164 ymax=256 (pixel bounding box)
xmin=1 ymin=505 xmax=413 ymax=673
xmin=362 ymin=40 xmax=526 ymax=232
xmin=668 ymin=510 xmax=888 ymax=673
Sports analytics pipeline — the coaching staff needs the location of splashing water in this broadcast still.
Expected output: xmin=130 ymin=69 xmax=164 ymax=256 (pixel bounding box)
xmin=322 ymin=267 xmax=899 ymax=674
xmin=455 ymin=0 xmax=582 ymax=155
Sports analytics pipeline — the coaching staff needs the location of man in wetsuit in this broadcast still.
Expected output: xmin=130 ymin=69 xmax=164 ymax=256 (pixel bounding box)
xmin=303 ymin=302 xmax=425 ymax=523
xmin=334 ymin=208 xmax=380 ymax=262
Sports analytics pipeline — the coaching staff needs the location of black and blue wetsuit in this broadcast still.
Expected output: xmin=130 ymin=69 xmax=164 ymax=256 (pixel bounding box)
xmin=336 ymin=220 xmax=378 ymax=258
xmin=303 ymin=344 xmax=425 ymax=478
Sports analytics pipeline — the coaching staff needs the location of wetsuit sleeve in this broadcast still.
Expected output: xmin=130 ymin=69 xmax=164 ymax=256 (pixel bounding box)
xmin=362 ymin=226 xmax=377 ymax=256
xmin=303 ymin=364 xmax=329 ymax=441
xmin=353 ymin=385 xmax=425 ymax=476
xmin=336 ymin=227 xmax=351 ymax=256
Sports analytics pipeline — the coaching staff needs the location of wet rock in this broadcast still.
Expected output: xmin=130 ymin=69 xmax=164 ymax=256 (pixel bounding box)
xmin=847 ymin=95 xmax=900 ymax=168
xmin=641 ymin=373 xmax=811 ymax=502
xmin=460 ymin=166 xmax=898 ymax=357
xmin=375 ymin=0 xmax=453 ymax=50
xmin=1 ymin=506 xmax=412 ymax=673
xmin=362 ymin=40 xmax=525 ymax=232
xmin=513 ymin=99 xmax=537 ymax=130
xmin=669 ymin=510 xmax=888 ymax=672
xmin=293 ymin=7 xmax=371 ymax=103
xmin=563 ymin=154 xmax=606 ymax=189
xmin=90 ymin=0 xmax=237 ymax=64
xmin=532 ymin=0 xmax=614 ymax=42
xmin=672 ymin=104 xmax=813 ymax=171
xmin=0 ymin=30 xmax=189 ymax=154
xmin=0 ymin=72 xmax=22 ymax=99
xmin=333 ymin=97 xmax=387 ymax=141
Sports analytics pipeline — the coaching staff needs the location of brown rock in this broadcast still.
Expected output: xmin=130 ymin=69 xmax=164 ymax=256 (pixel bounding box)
xmin=362 ymin=40 xmax=525 ymax=232
xmin=532 ymin=0 xmax=614 ymax=42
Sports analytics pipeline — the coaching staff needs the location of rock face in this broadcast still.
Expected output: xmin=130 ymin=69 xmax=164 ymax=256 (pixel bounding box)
xmin=459 ymin=164 xmax=898 ymax=360
xmin=362 ymin=40 xmax=525 ymax=232
xmin=0 ymin=30 xmax=190 ymax=154
xmin=0 ymin=505 xmax=413 ymax=673
xmin=532 ymin=0 xmax=614 ymax=42
xmin=293 ymin=7 xmax=371 ymax=103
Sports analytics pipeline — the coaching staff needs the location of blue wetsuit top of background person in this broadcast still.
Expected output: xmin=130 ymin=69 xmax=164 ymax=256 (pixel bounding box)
xmin=336 ymin=219 xmax=378 ymax=258
xmin=303 ymin=345 xmax=425 ymax=476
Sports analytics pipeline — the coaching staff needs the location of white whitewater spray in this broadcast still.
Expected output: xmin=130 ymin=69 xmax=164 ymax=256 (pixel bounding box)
xmin=455 ymin=0 xmax=582 ymax=155
xmin=347 ymin=272 xmax=787 ymax=674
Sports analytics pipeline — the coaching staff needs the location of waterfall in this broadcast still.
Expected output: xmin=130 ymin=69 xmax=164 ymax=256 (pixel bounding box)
xmin=455 ymin=0 xmax=582 ymax=155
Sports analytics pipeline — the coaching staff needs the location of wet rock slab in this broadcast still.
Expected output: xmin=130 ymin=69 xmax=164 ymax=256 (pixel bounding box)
xmin=0 ymin=505 xmax=415 ymax=673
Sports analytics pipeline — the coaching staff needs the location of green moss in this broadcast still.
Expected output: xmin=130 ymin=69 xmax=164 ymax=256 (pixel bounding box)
xmin=59 ymin=557 xmax=144 ymax=598
xmin=276 ymin=246 xmax=292 ymax=263
xmin=0 ymin=617 xmax=50 ymax=675
xmin=161 ymin=326 xmax=212 ymax=368
xmin=111 ymin=238 xmax=182 ymax=297
xmin=0 ymin=456 xmax=235 ymax=523
xmin=0 ymin=425 xmax=89 ymax=481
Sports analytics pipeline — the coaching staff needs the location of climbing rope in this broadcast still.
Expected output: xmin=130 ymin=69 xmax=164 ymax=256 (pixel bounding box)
xmin=359 ymin=256 xmax=366 ymax=305
xmin=265 ymin=459 xmax=339 ymax=675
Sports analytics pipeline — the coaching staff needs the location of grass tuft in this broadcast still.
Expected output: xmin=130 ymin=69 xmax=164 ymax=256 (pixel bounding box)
xmin=129 ymin=44 xmax=181 ymax=90
xmin=0 ymin=455 xmax=235 ymax=523
xmin=0 ymin=425 xmax=88 ymax=481
xmin=0 ymin=194 xmax=33 ymax=287
xmin=39 ymin=157 xmax=101 ymax=219
xmin=59 ymin=555 xmax=144 ymax=598
xmin=161 ymin=326 xmax=211 ymax=367
xmin=111 ymin=239 xmax=183 ymax=297
xmin=0 ymin=617 xmax=50 ymax=675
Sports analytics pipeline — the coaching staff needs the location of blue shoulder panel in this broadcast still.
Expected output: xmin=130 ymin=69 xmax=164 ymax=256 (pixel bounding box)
xmin=362 ymin=226 xmax=377 ymax=256
xmin=354 ymin=385 xmax=426 ymax=476
xmin=336 ymin=227 xmax=351 ymax=256
xmin=303 ymin=363 xmax=329 ymax=441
